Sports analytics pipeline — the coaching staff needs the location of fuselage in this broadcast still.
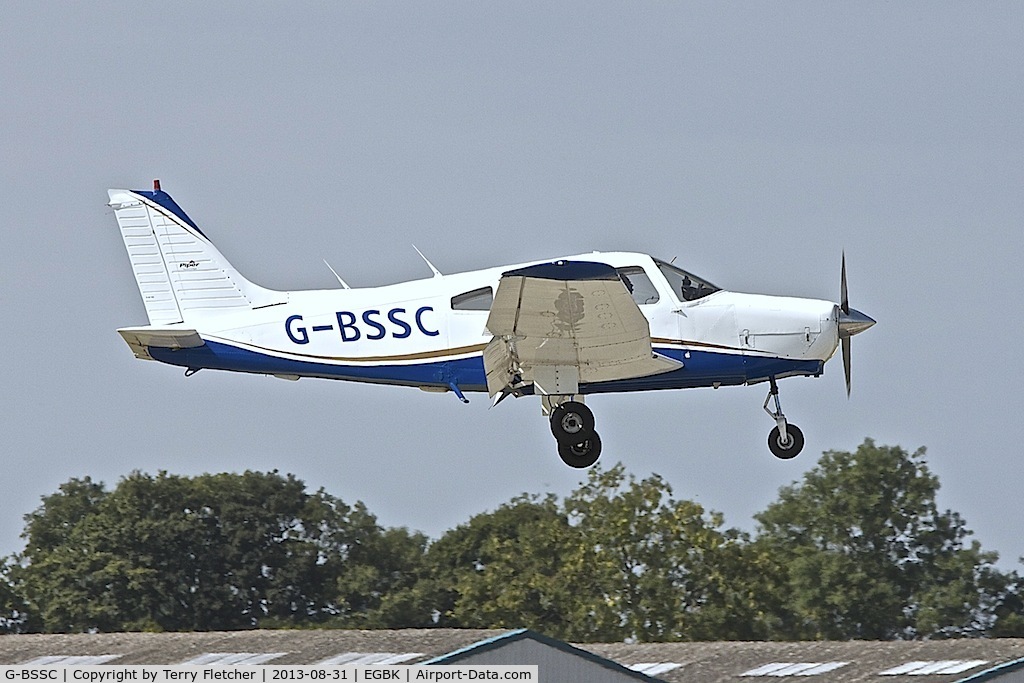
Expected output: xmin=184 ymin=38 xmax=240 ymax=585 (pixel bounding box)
xmin=147 ymin=251 xmax=840 ymax=396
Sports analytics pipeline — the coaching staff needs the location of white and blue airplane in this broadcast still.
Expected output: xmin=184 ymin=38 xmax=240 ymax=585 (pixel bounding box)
xmin=110 ymin=181 xmax=875 ymax=468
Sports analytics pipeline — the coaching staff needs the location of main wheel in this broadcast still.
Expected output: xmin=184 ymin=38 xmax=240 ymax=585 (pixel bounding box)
xmin=768 ymin=424 xmax=804 ymax=459
xmin=558 ymin=431 xmax=602 ymax=468
xmin=550 ymin=401 xmax=595 ymax=443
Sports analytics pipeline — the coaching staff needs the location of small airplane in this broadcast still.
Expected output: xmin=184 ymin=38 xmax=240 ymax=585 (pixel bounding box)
xmin=109 ymin=181 xmax=875 ymax=468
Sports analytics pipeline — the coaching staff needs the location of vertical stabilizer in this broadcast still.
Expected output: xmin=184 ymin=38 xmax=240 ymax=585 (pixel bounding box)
xmin=108 ymin=185 xmax=285 ymax=325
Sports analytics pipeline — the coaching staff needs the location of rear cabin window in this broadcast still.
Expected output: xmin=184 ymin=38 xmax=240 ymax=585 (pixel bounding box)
xmin=452 ymin=286 xmax=494 ymax=311
xmin=616 ymin=267 xmax=660 ymax=305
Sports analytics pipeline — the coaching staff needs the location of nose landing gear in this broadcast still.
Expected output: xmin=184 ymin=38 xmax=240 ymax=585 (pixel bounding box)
xmin=763 ymin=377 xmax=804 ymax=459
xmin=548 ymin=400 xmax=602 ymax=468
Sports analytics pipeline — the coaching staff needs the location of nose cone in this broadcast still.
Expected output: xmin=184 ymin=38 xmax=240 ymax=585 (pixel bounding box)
xmin=839 ymin=308 xmax=876 ymax=338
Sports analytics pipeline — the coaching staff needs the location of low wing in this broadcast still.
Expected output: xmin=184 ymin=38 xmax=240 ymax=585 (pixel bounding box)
xmin=484 ymin=260 xmax=681 ymax=397
xmin=118 ymin=326 xmax=205 ymax=361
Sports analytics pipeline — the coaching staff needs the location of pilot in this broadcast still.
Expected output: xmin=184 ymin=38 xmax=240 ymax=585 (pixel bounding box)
xmin=680 ymin=276 xmax=697 ymax=301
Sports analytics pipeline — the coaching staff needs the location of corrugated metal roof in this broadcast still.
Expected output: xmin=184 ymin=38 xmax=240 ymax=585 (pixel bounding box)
xmin=21 ymin=655 xmax=121 ymax=666
xmin=957 ymin=657 xmax=1024 ymax=682
xmin=422 ymin=628 xmax=659 ymax=681
xmin=0 ymin=630 xmax=504 ymax=667
xmin=880 ymin=661 xmax=991 ymax=676
xmin=739 ymin=661 xmax=850 ymax=676
xmin=316 ymin=652 xmax=423 ymax=666
xmin=2 ymin=631 xmax=1024 ymax=682
xmin=179 ymin=653 xmax=287 ymax=666
xmin=630 ymin=663 xmax=684 ymax=676
xmin=580 ymin=639 xmax=1024 ymax=682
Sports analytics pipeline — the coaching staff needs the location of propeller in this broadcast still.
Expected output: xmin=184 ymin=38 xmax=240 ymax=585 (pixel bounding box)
xmin=838 ymin=252 xmax=876 ymax=396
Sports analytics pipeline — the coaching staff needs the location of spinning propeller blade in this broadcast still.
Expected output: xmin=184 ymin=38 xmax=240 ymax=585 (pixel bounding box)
xmin=837 ymin=251 xmax=876 ymax=396
xmin=842 ymin=335 xmax=852 ymax=397
xmin=841 ymin=252 xmax=849 ymax=315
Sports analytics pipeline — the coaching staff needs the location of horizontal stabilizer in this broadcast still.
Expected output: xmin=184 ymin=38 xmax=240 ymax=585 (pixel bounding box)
xmin=118 ymin=326 xmax=205 ymax=361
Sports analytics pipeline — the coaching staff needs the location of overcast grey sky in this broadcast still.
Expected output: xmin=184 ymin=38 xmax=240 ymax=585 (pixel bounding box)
xmin=2 ymin=3 xmax=1023 ymax=568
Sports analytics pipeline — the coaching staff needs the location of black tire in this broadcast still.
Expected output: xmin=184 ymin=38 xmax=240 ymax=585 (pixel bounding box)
xmin=558 ymin=431 xmax=602 ymax=468
xmin=768 ymin=424 xmax=804 ymax=459
xmin=550 ymin=401 xmax=595 ymax=444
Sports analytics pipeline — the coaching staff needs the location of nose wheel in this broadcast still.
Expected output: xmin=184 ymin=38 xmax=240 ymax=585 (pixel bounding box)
xmin=763 ymin=377 xmax=804 ymax=459
xmin=549 ymin=400 xmax=602 ymax=468
xmin=768 ymin=424 xmax=804 ymax=459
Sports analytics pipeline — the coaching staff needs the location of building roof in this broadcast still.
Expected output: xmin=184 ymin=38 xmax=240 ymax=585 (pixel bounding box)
xmin=0 ymin=629 xmax=505 ymax=666
xmin=0 ymin=629 xmax=660 ymax=680
xmin=579 ymin=639 xmax=1024 ymax=683
xmin=2 ymin=630 xmax=1024 ymax=682
xmin=426 ymin=628 xmax=658 ymax=681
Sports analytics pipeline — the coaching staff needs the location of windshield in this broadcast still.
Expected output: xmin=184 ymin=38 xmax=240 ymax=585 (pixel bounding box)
xmin=655 ymin=259 xmax=720 ymax=302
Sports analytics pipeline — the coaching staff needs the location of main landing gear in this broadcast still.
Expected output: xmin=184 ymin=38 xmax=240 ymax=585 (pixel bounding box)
xmin=763 ymin=377 xmax=804 ymax=459
xmin=549 ymin=400 xmax=602 ymax=468
xmin=542 ymin=379 xmax=804 ymax=467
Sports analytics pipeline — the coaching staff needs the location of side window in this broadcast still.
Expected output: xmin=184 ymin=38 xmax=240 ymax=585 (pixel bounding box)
xmin=655 ymin=260 xmax=719 ymax=302
xmin=452 ymin=286 xmax=494 ymax=311
xmin=616 ymin=267 xmax=660 ymax=305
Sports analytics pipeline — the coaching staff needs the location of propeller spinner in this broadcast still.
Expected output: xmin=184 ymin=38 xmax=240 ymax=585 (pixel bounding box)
xmin=838 ymin=252 xmax=876 ymax=396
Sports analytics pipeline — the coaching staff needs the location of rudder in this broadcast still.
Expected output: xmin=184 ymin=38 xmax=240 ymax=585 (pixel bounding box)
xmin=108 ymin=183 xmax=285 ymax=325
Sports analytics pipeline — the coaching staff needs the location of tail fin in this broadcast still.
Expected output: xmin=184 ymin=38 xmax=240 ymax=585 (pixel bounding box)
xmin=108 ymin=184 xmax=285 ymax=325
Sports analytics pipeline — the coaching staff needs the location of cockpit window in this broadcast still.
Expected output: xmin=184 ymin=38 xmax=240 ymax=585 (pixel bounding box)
xmin=452 ymin=286 xmax=494 ymax=311
xmin=616 ymin=267 xmax=660 ymax=305
xmin=655 ymin=259 xmax=719 ymax=302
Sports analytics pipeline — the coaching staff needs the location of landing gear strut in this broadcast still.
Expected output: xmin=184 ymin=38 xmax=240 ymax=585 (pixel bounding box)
xmin=548 ymin=400 xmax=602 ymax=468
xmin=763 ymin=377 xmax=804 ymax=459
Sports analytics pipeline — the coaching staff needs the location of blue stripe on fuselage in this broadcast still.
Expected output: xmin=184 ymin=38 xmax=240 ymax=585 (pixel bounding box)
xmin=583 ymin=347 xmax=823 ymax=394
xmin=147 ymin=342 xmax=823 ymax=393
xmin=149 ymin=341 xmax=490 ymax=391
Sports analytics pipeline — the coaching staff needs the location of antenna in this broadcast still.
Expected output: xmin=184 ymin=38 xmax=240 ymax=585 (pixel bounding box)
xmin=323 ymin=259 xmax=351 ymax=289
xmin=412 ymin=245 xmax=443 ymax=277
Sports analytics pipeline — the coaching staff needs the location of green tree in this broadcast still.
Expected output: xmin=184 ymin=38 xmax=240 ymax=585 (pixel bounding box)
xmin=9 ymin=443 xmax=1020 ymax=640
xmin=752 ymin=439 xmax=1012 ymax=639
xmin=563 ymin=464 xmax=754 ymax=641
xmin=988 ymin=568 xmax=1024 ymax=637
xmin=331 ymin=509 xmax=429 ymax=628
xmin=0 ymin=555 xmax=30 ymax=634
xmin=418 ymin=494 xmax=581 ymax=635
xmin=422 ymin=465 xmax=750 ymax=642
xmin=9 ymin=471 xmax=426 ymax=632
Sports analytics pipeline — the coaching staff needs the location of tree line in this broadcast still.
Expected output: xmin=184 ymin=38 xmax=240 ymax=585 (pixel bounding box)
xmin=1 ymin=439 xmax=1022 ymax=640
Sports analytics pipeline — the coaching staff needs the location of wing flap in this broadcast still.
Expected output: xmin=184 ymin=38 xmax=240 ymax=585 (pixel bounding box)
xmin=118 ymin=326 xmax=205 ymax=360
xmin=484 ymin=261 xmax=682 ymax=395
xmin=484 ymin=336 xmax=515 ymax=397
